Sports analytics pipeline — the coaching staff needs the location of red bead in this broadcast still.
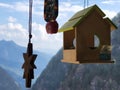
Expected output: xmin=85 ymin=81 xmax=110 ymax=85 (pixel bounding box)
xmin=46 ymin=20 xmax=58 ymax=34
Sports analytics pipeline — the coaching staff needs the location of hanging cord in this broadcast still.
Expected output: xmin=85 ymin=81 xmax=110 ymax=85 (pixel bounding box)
xmin=87 ymin=0 xmax=89 ymax=7
xmin=84 ymin=0 xmax=89 ymax=9
xmin=27 ymin=0 xmax=33 ymax=56
xmin=29 ymin=0 xmax=33 ymax=43
xmin=84 ymin=0 xmax=86 ymax=9
xmin=22 ymin=0 xmax=37 ymax=88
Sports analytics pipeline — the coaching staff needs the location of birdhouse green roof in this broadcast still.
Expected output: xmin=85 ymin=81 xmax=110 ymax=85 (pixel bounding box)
xmin=58 ymin=4 xmax=117 ymax=32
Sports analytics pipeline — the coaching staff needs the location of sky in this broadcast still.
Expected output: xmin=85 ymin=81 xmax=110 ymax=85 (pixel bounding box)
xmin=0 ymin=0 xmax=120 ymax=55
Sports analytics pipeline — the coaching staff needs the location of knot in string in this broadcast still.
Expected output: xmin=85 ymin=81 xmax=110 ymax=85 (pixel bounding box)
xmin=28 ymin=0 xmax=33 ymax=43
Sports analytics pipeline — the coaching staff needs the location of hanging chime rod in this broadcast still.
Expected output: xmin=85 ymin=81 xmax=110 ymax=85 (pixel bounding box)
xmin=22 ymin=0 xmax=37 ymax=88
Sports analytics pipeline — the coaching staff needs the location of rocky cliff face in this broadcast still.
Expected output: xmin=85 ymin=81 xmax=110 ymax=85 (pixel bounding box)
xmin=32 ymin=48 xmax=120 ymax=90
xmin=32 ymin=49 xmax=73 ymax=90
xmin=32 ymin=12 xmax=120 ymax=90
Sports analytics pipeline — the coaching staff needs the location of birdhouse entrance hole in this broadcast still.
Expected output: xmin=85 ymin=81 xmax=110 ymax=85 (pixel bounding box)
xmin=94 ymin=35 xmax=100 ymax=47
xmin=89 ymin=35 xmax=100 ymax=50
xmin=64 ymin=30 xmax=75 ymax=49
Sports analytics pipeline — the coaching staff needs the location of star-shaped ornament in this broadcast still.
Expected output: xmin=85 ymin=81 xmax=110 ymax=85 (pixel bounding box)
xmin=22 ymin=53 xmax=37 ymax=87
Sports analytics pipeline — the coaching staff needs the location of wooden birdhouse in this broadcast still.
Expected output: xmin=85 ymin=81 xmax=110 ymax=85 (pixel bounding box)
xmin=58 ymin=5 xmax=117 ymax=64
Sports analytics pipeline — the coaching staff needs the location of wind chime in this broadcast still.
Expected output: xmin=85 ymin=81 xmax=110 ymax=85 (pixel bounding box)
xmin=44 ymin=0 xmax=59 ymax=34
xmin=22 ymin=0 xmax=59 ymax=88
xmin=22 ymin=0 xmax=37 ymax=88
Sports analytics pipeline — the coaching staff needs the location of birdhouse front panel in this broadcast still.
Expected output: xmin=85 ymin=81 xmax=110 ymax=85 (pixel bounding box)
xmin=76 ymin=10 xmax=111 ymax=62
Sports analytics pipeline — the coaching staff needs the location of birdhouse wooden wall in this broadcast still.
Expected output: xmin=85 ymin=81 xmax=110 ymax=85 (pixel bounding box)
xmin=75 ymin=10 xmax=113 ymax=63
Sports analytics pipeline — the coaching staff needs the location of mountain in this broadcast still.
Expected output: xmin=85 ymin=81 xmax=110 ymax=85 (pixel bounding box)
xmin=111 ymin=12 xmax=120 ymax=60
xmin=0 ymin=40 xmax=51 ymax=89
xmin=32 ymin=48 xmax=73 ymax=90
xmin=0 ymin=66 xmax=21 ymax=90
xmin=32 ymin=49 xmax=120 ymax=90
xmin=32 ymin=12 xmax=120 ymax=90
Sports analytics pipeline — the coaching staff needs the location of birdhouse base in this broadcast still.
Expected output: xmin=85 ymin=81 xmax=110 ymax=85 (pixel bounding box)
xmin=62 ymin=49 xmax=115 ymax=64
xmin=61 ymin=59 xmax=80 ymax=64
xmin=79 ymin=59 xmax=115 ymax=64
xmin=61 ymin=59 xmax=115 ymax=64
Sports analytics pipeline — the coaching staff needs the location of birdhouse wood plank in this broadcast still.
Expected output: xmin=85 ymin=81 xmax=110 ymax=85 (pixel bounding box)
xmin=59 ymin=5 xmax=117 ymax=64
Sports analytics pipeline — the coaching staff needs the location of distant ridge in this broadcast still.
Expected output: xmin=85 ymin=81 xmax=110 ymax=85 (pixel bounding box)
xmin=0 ymin=66 xmax=21 ymax=90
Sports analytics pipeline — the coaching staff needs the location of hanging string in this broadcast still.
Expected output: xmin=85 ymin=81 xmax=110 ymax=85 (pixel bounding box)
xmin=27 ymin=0 xmax=33 ymax=56
xmin=84 ymin=0 xmax=86 ymax=9
xmin=22 ymin=0 xmax=37 ymax=88
xmin=84 ymin=0 xmax=89 ymax=9
xmin=87 ymin=0 xmax=89 ymax=7
xmin=29 ymin=0 xmax=33 ymax=43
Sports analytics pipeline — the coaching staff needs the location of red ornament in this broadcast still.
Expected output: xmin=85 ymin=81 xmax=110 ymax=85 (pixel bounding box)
xmin=46 ymin=20 xmax=58 ymax=34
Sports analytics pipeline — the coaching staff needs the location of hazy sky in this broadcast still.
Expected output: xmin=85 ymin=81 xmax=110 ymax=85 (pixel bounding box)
xmin=0 ymin=0 xmax=119 ymax=55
